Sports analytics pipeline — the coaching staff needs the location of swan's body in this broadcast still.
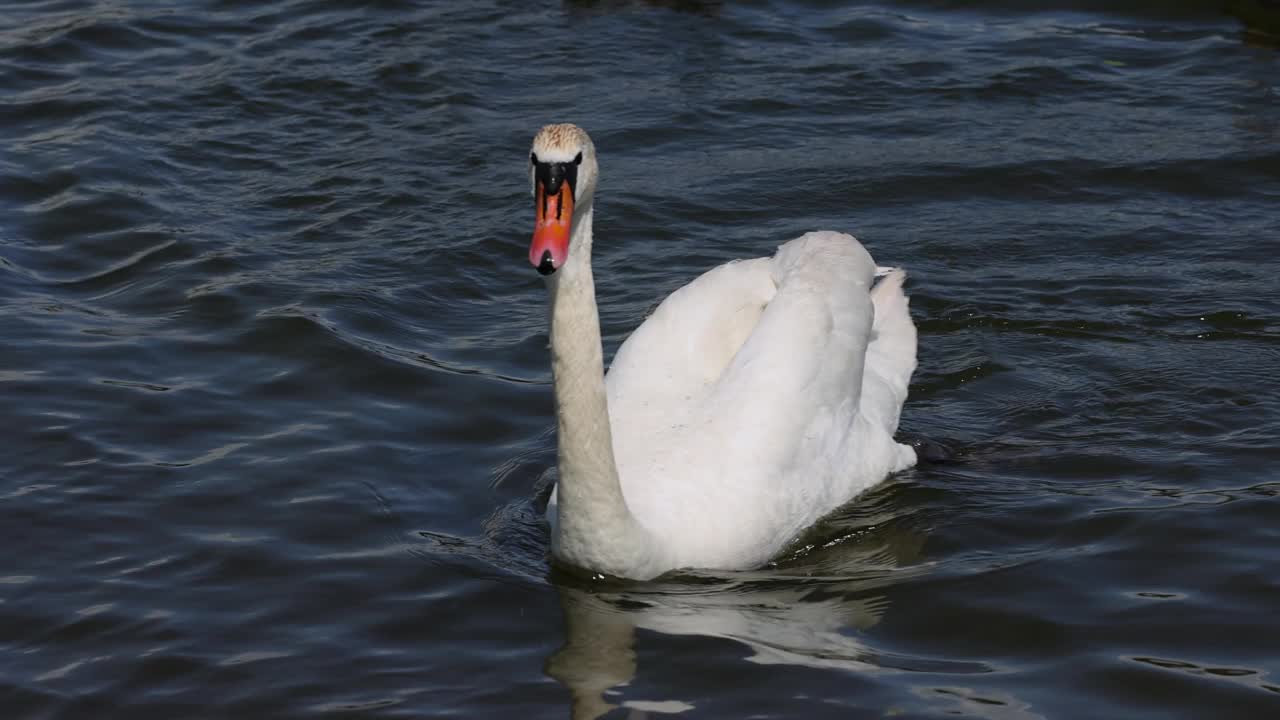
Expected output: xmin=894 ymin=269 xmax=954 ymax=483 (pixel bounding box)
xmin=528 ymin=124 xmax=917 ymax=580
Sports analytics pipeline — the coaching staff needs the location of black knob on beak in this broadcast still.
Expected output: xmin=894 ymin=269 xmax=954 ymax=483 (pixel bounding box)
xmin=537 ymin=249 xmax=557 ymax=276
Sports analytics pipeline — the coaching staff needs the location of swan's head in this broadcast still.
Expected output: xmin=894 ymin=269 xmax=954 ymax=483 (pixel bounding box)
xmin=529 ymin=123 xmax=598 ymax=276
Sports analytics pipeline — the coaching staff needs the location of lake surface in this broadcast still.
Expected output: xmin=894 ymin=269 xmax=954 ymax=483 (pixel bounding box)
xmin=3 ymin=1 xmax=1279 ymax=717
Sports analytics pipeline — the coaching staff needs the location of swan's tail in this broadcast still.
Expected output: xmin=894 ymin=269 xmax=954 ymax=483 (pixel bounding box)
xmin=864 ymin=268 xmax=917 ymax=430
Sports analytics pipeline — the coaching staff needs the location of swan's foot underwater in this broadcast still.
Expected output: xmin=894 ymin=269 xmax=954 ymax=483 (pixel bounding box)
xmin=906 ymin=436 xmax=957 ymax=464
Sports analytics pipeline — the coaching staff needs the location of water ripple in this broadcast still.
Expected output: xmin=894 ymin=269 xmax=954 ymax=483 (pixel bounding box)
xmin=2 ymin=0 xmax=1278 ymax=718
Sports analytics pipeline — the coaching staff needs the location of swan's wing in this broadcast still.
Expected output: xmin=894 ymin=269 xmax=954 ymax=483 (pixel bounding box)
xmin=603 ymin=256 xmax=777 ymax=553
xmin=711 ymin=234 xmax=916 ymax=481
xmin=605 ymin=256 xmax=777 ymax=431
xmin=604 ymin=232 xmax=915 ymax=567
xmin=708 ymin=232 xmax=878 ymax=481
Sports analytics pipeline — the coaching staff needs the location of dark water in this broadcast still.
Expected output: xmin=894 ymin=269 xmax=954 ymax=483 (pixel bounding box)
xmin=3 ymin=0 xmax=1279 ymax=717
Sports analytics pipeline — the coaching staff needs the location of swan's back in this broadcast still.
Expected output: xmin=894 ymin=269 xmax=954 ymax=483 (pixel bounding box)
xmin=600 ymin=232 xmax=917 ymax=570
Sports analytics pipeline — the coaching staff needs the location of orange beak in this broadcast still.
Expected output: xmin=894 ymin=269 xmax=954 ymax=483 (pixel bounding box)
xmin=530 ymin=181 xmax=573 ymax=275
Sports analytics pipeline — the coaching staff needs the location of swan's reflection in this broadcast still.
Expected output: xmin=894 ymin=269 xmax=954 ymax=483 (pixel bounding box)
xmin=544 ymin=509 xmax=927 ymax=718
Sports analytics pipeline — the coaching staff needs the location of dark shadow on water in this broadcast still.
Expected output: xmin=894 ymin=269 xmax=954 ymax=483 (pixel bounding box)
xmin=1230 ymin=0 xmax=1280 ymax=38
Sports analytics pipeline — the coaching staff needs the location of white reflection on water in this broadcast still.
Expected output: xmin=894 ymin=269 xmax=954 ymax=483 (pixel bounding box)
xmin=545 ymin=519 xmax=930 ymax=718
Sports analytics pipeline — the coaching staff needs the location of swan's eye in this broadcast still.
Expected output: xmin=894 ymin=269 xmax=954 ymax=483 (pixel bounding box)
xmin=531 ymin=152 xmax=539 ymax=165
xmin=573 ymin=152 xmax=583 ymax=166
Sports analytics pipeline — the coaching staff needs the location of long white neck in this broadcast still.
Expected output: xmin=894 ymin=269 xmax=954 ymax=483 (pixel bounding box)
xmin=546 ymin=202 xmax=664 ymax=579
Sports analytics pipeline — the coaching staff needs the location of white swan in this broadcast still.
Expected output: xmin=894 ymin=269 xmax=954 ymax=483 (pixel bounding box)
xmin=529 ymin=124 xmax=917 ymax=580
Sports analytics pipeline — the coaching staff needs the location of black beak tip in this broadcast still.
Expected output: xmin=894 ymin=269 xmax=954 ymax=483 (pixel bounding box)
xmin=536 ymin=250 xmax=557 ymax=276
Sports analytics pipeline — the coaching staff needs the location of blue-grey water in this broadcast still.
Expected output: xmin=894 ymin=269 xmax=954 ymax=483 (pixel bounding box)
xmin=3 ymin=1 xmax=1279 ymax=718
